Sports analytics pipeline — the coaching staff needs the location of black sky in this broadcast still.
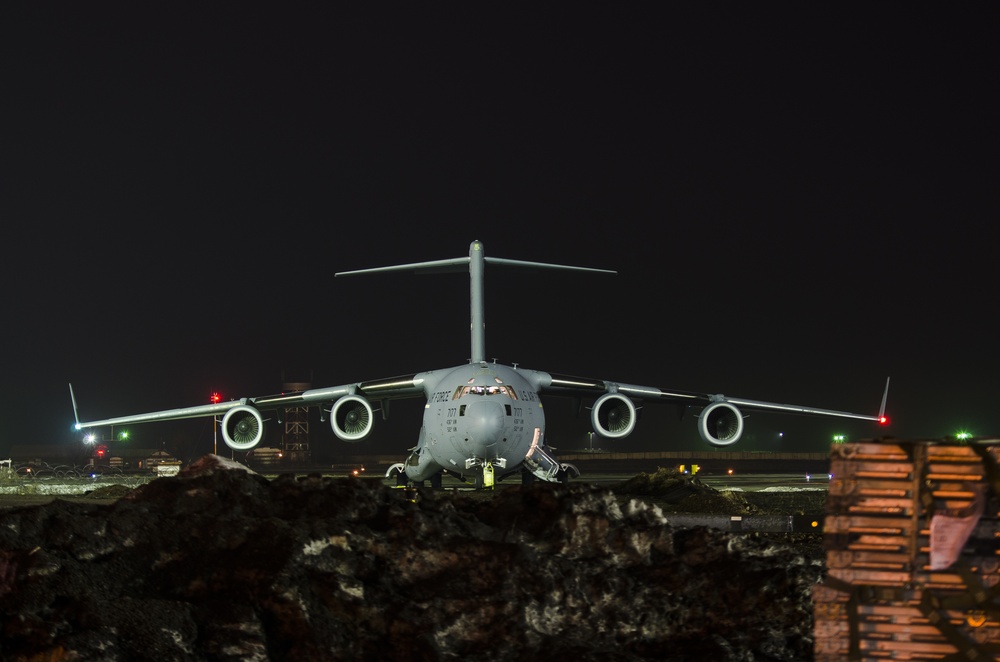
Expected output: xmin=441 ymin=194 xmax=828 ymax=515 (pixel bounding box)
xmin=2 ymin=4 xmax=996 ymax=459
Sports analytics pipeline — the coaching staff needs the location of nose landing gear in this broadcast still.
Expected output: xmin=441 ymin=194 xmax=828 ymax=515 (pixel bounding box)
xmin=474 ymin=462 xmax=495 ymax=490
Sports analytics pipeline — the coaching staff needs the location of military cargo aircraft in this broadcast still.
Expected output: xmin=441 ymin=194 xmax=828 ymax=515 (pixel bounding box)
xmin=72 ymin=240 xmax=889 ymax=488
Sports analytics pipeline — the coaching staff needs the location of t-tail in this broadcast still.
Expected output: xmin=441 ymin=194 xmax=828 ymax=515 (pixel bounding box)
xmin=335 ymin=240 xmax=615 ymax=364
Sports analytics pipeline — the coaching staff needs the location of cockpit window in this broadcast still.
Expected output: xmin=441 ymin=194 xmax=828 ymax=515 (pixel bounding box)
xmin=453 ymin=385 xmax=518 ymax=400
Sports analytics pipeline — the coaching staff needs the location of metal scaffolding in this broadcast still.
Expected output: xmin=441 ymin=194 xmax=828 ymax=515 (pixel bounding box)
xmin=281 ymin=379 xmax=312 ymax=463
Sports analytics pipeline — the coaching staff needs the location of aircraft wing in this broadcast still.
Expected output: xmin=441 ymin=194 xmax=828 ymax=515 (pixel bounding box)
xmin=73 ymin=397 xmax=254 ymax=429
xmin=71 ymin=374 xmax=435 ymax=449
xmin=524 ymin=370 xmax=888 ymax=446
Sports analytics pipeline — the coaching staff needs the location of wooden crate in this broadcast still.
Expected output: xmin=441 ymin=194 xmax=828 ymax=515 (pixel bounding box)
xmin=814 ymin=439 xmax=1000 ymax=660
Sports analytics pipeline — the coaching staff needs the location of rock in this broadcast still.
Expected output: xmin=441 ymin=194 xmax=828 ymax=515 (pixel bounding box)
xmin=0 ymin=455 xmax=821 ymax=661
xmin=616 ymin=467 xmax=757 ymax=514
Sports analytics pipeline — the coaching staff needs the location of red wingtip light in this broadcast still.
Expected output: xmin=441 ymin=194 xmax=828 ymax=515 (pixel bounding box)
xmin=878 ymin=415 xmax=890 ymax=426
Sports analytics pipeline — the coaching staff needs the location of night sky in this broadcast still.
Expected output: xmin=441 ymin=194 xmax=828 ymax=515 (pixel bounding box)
xmin=3 ymin=4 xmax=996 ymax=460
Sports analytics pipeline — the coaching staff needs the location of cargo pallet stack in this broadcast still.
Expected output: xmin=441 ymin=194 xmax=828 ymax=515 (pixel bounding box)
xmin=814 ymin=439 xmax=1000 ymax=660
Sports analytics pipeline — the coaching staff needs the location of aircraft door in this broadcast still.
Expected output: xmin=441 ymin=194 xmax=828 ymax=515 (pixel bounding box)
xmin=508 ymin=400 xmax=544 ymax=458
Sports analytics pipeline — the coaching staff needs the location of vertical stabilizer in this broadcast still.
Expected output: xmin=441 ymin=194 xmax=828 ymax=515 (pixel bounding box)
xmin=468 ymin=241 xmax=486 ymax=363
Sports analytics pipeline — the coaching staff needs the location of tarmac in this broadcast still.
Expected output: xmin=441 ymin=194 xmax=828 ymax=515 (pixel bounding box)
xmin=0 ymin=470 xmax=831 ymax=534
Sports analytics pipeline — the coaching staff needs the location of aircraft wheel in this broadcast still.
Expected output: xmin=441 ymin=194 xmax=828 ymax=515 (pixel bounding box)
xmin=430 ymin=472 xmax=442 ymax=488
xmin=395 ymin=471 xmax=408 ymax=487
xmin=522 ymin=471 xmax=535 ymax=487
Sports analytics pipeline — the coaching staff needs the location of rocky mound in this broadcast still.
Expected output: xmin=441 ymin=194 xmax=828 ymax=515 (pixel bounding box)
xmin=613 ymin=466 xmax=828 ymax=516
xmin=615 ymin=467 xmax=756 ymax=513
xmin=0 ymin=455 xmax=822 ymax=661
xmin=85 ymin=482 xmax=137 ymax=499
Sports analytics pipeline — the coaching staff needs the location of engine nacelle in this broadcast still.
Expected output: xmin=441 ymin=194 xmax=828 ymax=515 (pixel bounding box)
xmin=591 ymin=392 xmax=637 ymax=439
xmin=221 ymin=405 xmax=266 ymax=451
xmin=697 ymin=401 xmax=745 ymax=447
xmin=331 ymin=395 xmax=374 ymax=442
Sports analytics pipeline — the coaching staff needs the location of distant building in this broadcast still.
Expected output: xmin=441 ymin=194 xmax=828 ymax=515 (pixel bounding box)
xmin=8 ymin=444 xmax=88 ymax=466
xmin=246 ymin=447 xmax=283 ymax=468
xmin=8 ymin=444 xmax=180 ymax=472
xmin=144 ymin=450 xmax=181 ymax=471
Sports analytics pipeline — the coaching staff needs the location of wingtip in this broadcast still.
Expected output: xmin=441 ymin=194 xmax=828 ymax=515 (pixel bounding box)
xmin=878 ymin=376 xmax=891 ymax=420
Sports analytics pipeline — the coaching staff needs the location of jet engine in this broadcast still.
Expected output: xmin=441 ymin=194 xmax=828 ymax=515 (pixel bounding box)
xmin=591 ymin=392 xmax=637 ymax=439
xmin=221 ymin=405 xmax=265 ymax=451
xmin=330 ymin=395 xmax=375 ymax=442
xmin=697 ymin=401 xmax=745 ymax=446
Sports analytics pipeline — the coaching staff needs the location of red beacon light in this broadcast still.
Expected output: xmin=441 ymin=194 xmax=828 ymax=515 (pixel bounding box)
xmin=878 ymin=415 xmax=890 ymax=426
xmin=210 ymin=392 xmax=221 ymax=404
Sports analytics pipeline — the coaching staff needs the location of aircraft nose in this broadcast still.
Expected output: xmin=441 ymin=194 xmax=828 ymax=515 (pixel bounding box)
xmin=464 ymin=400 xmax=505 ymax=446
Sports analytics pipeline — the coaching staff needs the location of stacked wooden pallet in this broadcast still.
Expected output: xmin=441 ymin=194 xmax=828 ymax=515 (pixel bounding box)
xmin=814 ymin=439 xmax=1000 ymax=660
